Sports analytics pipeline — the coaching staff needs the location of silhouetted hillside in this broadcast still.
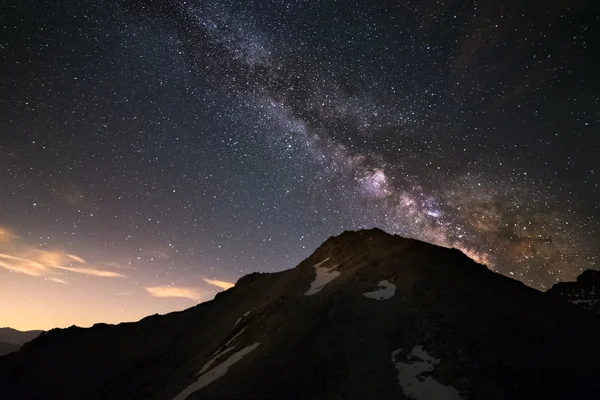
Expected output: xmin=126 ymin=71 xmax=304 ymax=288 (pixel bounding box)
xmin=1 ymin=229 xmax=599 ymax=400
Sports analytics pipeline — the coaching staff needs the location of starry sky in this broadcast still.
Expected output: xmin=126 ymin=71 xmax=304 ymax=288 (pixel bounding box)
xmin=1 ymin=0 xmax=598 ymax=330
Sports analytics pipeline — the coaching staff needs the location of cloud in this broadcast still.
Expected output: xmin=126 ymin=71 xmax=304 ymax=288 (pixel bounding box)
xmin=0 ymin=226 xmax=19 ymax=243
xmin=146 ymin=286 xmax=205 ymax=301
xmin=66 ymin=254 xmax=86 ymax=263
xmin=47 ymin=277 xmax=68 ymax=284
xmin=0 ymin=227 xmax=125 ymax=280
xmin=0 ymin=261 xmax=43 ymax=276
xmin=0 ymin=253 xmax=52 ymax=276
xmin=203 ymin=278 xmax=235 ymax=291
xmin=53 ymin=265 xmax=126 ymax=278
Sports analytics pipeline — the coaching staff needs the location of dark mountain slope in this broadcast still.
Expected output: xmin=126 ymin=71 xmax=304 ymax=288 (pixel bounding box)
xmin=548 ymin=269 xmax=600 ymax=312
xmin=1 ymin=229 xmax=600 ymax=400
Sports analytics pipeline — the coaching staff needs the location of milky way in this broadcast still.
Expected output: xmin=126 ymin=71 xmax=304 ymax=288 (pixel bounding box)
xmin=0 ymin=0 xmax=598 ymax=328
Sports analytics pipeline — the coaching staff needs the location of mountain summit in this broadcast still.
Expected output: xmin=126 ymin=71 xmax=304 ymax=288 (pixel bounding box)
xmin=1 ymin=229 xmax=600 ymax=399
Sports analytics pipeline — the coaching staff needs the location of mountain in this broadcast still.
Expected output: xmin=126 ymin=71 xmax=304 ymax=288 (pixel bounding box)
xmin=0 ymin=328 xmax=44 ymax=346
xmin=0 ymin=342 xmax=20 ymax=357
xmin=547 ymin=269 xmax=600 ymax=312
xmin=1 ymin=228 xmax=600 ymax=400
xmin=0 ymin=328 xmax=43 ymax=357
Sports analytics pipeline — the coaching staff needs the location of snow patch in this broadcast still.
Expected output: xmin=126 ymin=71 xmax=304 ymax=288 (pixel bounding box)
xmin=391 ymin=345 xmax=463 ymax=400
xmin=193 ymin=325 xmax=249 ymax=378
xmin=174 ymin=343 xmax=261 ymax=400
xmin=363 ymin=280 xmax=396 ymax=300
xmin=571 ymin=298 xmax=595 ymax=309
xmin=195 ymin=326 xmax=248 ymax=376
xmin=305 ymin=257 xmax=340 ymax=295
xmin=197 ymin=347 xmax=235 ymax=375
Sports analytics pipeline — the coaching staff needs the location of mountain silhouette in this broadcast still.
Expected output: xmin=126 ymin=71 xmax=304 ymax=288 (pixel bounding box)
xmin=1 ymin=229 xmax=599 ymax=400
xmin=0 ymin=328 xmax=43 ymax=357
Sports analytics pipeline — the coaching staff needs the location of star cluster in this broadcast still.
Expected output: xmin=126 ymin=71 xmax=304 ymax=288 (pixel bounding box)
xmin=0 ymin=0 xmax=598 ymax=329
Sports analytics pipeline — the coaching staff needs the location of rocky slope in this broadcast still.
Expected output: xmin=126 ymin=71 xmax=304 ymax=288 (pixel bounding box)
xmin=547 ymin=269 xmax=600 ymax=312
xmin=1 ymin=229 xmax=600 ymax=400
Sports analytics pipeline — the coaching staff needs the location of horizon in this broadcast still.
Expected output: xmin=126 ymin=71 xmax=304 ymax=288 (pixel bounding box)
xmin=2 ymin=227 xmax=594 ymax=332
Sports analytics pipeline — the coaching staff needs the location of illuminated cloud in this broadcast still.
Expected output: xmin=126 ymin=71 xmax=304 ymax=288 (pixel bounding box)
xmin=0 ymin=253 xmax=25 ymax=261
xmin=35 ymin=250 xmax=67 ymax=267
xmin=0 ymin=253 xmax=52 ymax=276
xmin=0 ymin=260 xmax=44 ymax=276
xmin=0 ymin=226 xmax=19 ymax=243
xmin=53 ymin=265 xmax=126 ymax=278
xmin=67 ymin=254 xmax=87 ymax=263
xmin=0 ymin=227 xmax=125 ymax=280
xmin=146 ymin=286 xmax=205 ymax=301
xmin=203 ymin=278 xmax=235 ymax=291
xmin=47 ymin=277 xmax=68 ymax=284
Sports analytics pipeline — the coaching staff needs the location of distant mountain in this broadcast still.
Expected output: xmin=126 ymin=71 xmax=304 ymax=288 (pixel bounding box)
xmin=0 ymin=342 xmax=20 ymax=357
xmin=0 ymin=328 xmax=44 ymax=346
xmin=548 ymin=269 xmax=600 ymax=312
xmin=0 ymin=328 xmax=44 ymax=357
xmin=1 ymin=229 xmax=600 ymax=400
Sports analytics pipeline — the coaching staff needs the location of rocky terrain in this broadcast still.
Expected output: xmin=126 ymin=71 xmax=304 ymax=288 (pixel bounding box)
xmin=1 ymin=228 xmax=600 ymax=400
xmin=0 ymin=328 xmax=43 ymax=357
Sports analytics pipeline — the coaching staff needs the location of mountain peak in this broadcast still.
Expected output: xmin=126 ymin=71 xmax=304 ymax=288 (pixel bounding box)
xmin=2 ymin=233 xmax=600 ymax=399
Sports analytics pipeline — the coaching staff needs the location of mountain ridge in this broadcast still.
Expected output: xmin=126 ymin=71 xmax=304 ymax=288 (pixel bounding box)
xmin=0 ymin=328 xmax=44 ymax=346
xmin=1 ymin=229 xmax=600 ymax=400
xmin=0 ymin=328 xmax=44 ymax=357
xmin=0 ymin=342 xmax=20 ymax=358
xmin=547 ymin=268 xmax=600 ymax=311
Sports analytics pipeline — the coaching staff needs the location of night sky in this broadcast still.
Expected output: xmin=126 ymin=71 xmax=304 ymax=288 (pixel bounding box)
xmin=1 ymin=0 xmax=598 ymax=330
